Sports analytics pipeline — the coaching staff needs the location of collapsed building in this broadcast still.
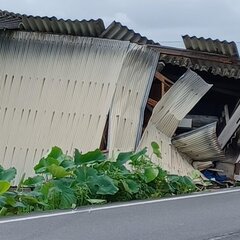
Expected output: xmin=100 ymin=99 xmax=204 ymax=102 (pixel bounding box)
xmin=0 ymin=10 xmax=239 ymax=184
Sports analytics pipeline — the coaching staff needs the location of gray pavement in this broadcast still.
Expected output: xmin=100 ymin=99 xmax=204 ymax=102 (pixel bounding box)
xmin=1 ymin=188 xmax=240 ymax=240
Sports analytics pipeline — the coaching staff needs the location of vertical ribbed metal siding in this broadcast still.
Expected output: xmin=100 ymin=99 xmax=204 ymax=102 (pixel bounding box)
xmin=138 ymin=122 xmax=194 ymax=176
xmin=151 ymin=69 xmax=212 ymax=137
xmin=172 ymin=122 xmax=225 ymax=161
xmin=0 ymin=31 xmax=129 ymax=183
xmin=108 ymin=45 xmax=159 ymax=153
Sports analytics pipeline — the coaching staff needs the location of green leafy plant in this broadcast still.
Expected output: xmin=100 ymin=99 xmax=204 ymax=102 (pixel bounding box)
xmin=0 ymin=142 xmax=198 ymax=217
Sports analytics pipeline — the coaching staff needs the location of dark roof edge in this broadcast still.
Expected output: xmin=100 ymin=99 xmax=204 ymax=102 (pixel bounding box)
xmin=0 ymin=10 xmax=104 ymax=26
xmin=100 ymin=21 xmax=159 ymax=45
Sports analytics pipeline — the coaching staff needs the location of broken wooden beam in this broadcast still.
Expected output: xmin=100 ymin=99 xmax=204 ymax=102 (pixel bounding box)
xmin=147 ymin=98 xmax=158 ymax=108
xmin=155 ymin=71 xmax=174 ymax=86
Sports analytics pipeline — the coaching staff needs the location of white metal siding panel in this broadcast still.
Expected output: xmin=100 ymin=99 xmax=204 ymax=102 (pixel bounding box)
xmin=0 ymin=31 xmax=129 ymax=182
xmin=151 ymin=69 xmax=212 ymax=137
xmin=138 ymin=122 xmax=194 ymax=176
xmin=108 ymin=45 xmax=159 ymax=153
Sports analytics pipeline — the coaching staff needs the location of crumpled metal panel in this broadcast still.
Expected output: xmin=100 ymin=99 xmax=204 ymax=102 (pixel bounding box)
xmin=183 ymin=35 xmax=239 ymax=58
xmin=151 ymin=69 xmax=212 ymax=137
xmin=100 ymin=21 xmax=158 ymax=45
xmin=137 ymin=69 xmax=211 ymax=176
xmin=108 ymin=45 xmax=159 ymax=153
xmin=0 ymin=31 xmax=129 ymax=183
xmin=172 ymin=122 xmax=225 ymax=161
xmin=0 ymin=10 xmax=105 ymax=37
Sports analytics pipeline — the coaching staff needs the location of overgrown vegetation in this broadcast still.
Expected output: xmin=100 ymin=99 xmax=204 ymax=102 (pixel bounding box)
xmin=0 ymin=142 xmax=197 ymax=216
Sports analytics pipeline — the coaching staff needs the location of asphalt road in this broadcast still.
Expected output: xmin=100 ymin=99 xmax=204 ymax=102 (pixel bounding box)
xmin=1 ymin=188 xmax=240 ymax=240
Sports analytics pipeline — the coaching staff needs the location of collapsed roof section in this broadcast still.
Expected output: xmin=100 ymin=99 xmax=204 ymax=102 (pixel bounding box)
xmin=172 ymin=122 xmax=225 ymax=161
xmin=138 ymin=70 xmax=212 ymax=176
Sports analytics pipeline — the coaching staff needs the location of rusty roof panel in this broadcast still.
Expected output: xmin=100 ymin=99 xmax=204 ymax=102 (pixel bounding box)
xmin=183 ymin=35 xmax=239 ymax=58
xmin=100 ymin=21 xmax=158 ymax=45
xmin=0 ymin=10 xmax=105 ymax=37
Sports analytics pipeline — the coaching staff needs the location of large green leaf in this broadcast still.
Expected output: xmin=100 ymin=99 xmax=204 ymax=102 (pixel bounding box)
xmin=94 ymin=175 xmax=119 ymax=195
xmin=23 ymin=176 xmax=45 ymax=187
xmin=47 ymin=164 xmax=70 ymax=178
xmin=74 ymin=149 xmax=106 ymax=165
xmin=130 ymin=148 xmax=147 ymax=162
xmin=41 ymin=179 xmax=76 ymax=209
xmin=0 ymin=196 xmax=6 ymax=207
xmin=34 ymin=157 xmax=60 ymax=174
xmin=116 ymin=152 xmax=132 ymax=166
xmin=34 ymin=147 xmax=67 ymax=174
xmin=54 ymin=180 xmax=77 ymax=209
xmin=47 ymin=146 xmax=63 ymax=159
xmin=41 ymin=181 xmax=54 ymax=198
xmin=121 ymin=179 xmax=139 ymax=194
xmin=60 ymin=159 xmax=75 ymax=170
xmin=0 ymin=165 xmax=16 ymax=182
xmin=151 ymin=142 xmax=161 ymax=158
xmin=74 ymin=167 xmax=98 ymax=183
xmin=3 ymin=192 xmax=23 ymax=208
xmin=19 ymin=191 xmax=47 ymax=207
xmin=143 ymin=167 xmax=159 ymax=183
xmin=0 ymin=181 xmax=10 ymax=195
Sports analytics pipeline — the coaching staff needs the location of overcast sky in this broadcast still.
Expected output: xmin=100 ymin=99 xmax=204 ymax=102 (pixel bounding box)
xmin=1 ymin=0 xmax=239 ymax=46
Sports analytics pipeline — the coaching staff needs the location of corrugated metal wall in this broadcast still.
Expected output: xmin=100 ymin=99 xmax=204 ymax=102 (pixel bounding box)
xmin=138 ymin=122 xmax=194 ymax=176
xmin=138 ymin=69 xmax=212 ymax=176
xmin=108 ymin=45 xmax=159 ymax=153
xmin=0 ymin=31 xmax=161 ymax=183
xmin=0 ymin=31 xmax=129 ymax=182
